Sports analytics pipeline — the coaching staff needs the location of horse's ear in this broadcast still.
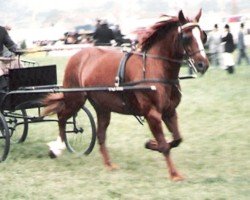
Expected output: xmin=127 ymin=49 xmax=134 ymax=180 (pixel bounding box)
xmin=178 ymin=10 xmax=187 ymax=24
xmin=195 ymin=9 xmax=202 ymax=22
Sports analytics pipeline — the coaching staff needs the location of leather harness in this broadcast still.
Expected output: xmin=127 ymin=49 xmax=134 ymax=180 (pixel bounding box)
xmin=114 ymin=51 xmax=181 ymax=125
xmin=115 ymin=51 xmax=180 ymax=88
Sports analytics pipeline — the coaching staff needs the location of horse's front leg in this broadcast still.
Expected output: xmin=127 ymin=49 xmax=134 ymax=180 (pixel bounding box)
xmin=145 ymin=109 xmax=170 ymax=153
xmin=145 ymin=109 xmax=183 ymax=181
xmin=163 ymin=110 xmax=184 ymax=180
xmin=146 ymin=111 xmax=182 ymax=152
xmin=162 ymin=111 xmax=183 ymax=148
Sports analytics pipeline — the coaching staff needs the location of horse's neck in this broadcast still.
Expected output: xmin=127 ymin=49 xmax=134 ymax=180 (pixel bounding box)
xmin=146 ymin=37 xmax=182 ymax=79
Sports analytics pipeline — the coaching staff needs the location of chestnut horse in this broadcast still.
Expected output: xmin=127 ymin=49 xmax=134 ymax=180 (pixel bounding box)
xmin=43 ymin=10 xmax=209 ymax=181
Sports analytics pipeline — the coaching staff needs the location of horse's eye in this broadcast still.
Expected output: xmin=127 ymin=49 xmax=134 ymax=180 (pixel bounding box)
xmin=182 ymin=34 xmax=192 ymax=45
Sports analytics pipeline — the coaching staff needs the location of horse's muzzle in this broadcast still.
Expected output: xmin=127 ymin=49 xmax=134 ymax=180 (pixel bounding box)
xmin=195 ymin=61 xmax=209 ymax=74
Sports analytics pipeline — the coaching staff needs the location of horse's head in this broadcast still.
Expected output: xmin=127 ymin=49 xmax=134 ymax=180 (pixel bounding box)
xmin=178 ymin=9 xmax=209 ymax=74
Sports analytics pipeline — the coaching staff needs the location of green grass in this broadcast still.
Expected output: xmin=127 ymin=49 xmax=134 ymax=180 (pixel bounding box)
xmin=0 ymin=54 xmax=249 ymax=200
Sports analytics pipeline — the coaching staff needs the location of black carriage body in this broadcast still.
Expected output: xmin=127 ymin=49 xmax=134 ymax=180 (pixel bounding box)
xmin=0 ymin=64 xmax=97 ymax=162
xmin=2 ymin=65 xmax=57 ymax=110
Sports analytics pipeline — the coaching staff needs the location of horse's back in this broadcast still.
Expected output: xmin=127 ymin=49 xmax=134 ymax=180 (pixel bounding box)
xmin=64 ymin=47 xmax=123 ymax=87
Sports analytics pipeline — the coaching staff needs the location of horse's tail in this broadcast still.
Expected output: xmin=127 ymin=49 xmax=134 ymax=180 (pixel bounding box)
xmin=42 ymin=93 xmax=65 ymax=116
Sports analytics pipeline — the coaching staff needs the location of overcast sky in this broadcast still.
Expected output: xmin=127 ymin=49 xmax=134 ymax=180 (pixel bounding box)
xmin=19 ymin=0 xmax=105 ymax=11
xmin=1 ymin=0 xmax=241 ymax=28
xmin=1 ymin=0 xmax=249 ymax=42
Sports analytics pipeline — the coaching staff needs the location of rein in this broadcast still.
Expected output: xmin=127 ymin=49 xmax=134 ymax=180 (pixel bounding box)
xmin=115 ymin=51 xmax=182 ymax=89
xmin=122 ymin=78 xmax=179 ymax=87
xmin=115 ymin=41 xmax=199 ymax=88
xmin=132 ymin=51 xmax=184 ymax=64
xmin=115 ymin=23 xmax=204 ymax=88
xmin=128 ymin=22 xmax=205 ymax=70
xmin=124 ymin=49 xmax=198 ymax=81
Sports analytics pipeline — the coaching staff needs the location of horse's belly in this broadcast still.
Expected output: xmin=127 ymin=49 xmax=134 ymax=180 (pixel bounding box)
xmin=88 ymin=92 xmax=131 ymax=114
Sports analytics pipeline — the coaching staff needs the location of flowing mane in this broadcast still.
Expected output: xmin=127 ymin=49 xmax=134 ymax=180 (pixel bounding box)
xmin=137 ymin=15 xmax=180 ymax=51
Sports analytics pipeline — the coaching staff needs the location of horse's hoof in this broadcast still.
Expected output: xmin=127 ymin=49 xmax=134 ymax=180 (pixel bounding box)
xmin=171 ymin=175 xmax=185 ymax=181
xmin=169 ymin=138 xmax=182 ymax=148
xmin=106 ymin=163 xmax=120 ymax=171
xmin=48 ymin=150 xmax=57 ymax=159
xmin=170 ymin=172 xmax=185 ymax=181
xmin=145 ymin=139 xmax=158 ymax=150
xmin=145 ymin=140 xmax=151 ymax=149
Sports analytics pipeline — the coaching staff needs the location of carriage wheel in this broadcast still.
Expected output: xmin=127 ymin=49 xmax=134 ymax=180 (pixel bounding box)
xmin=0 ymin=112 xmax=10 ymax=162
xmin=65 ymin=106 xmax=96 ymax=155
xmin=5 ymin=109 xmax=28 ymax=143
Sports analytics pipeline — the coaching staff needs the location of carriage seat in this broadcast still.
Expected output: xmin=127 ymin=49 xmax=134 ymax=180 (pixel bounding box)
xmin=1 ymin=65 xmax=57 ymax=110
xmin=8 ymin=65 xmax=57 ymax=91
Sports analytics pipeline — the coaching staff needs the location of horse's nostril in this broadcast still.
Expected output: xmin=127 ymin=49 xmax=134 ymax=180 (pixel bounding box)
xmin=195 ymin=61 xmax=208 ymax=74
xmin=197 ymin=62 xmax=204 ymax=69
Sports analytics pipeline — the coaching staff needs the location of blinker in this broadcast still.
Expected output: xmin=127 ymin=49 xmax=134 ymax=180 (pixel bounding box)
xmin=202 ymin=31 xmax=207 ymax=44
xmin=182 ymin=33 xmax=192 ymax=45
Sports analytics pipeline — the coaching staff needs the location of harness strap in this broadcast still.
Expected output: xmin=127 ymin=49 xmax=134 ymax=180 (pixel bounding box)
xmin=133 ymin=51 xmax=184 ymax=64
xmin=178 ymin=22 xmax=199 ymax=32
xmin=142 ymin=51 xmax=147 ymax=79
xmin=115 ymin=52 xmax=132 ymax=86
xmin=121 ymin=78 xmax=179 ymax=87
xmin=115 ymin=51 xmax=181 ymax=125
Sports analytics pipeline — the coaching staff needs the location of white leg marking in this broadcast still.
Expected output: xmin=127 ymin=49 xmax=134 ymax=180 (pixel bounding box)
xmin=47 ymin=137 xmax=66 ymax=156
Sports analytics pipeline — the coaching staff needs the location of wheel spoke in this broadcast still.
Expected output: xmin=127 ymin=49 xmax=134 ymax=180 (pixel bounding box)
xmin=65 ymin=106 xmax=96 ymax=155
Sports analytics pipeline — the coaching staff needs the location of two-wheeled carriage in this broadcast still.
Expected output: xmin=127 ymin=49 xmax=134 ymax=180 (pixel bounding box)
xmin=0 ymin=58 xmax=98 ymax=161
xmin=0 ymin=55 xmax=156 ymax=162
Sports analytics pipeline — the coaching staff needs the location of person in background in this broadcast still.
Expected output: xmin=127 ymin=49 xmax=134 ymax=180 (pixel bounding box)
xmin=93 ymin=20 xmax=114 ymax=46
xmin=221 ymin=24 xmax=235 ymax=74
xmin=207 ymin=24 xmax=221 ymax=67
xmin=0 ymin=25 xmax=17 ymax=57
xmin=237 ymin=23 xmax=250 ymax=65
xmin=0 ymin=25 xmax=22 ymax=80
xmin=113 ymin=25 xmax=124 ymax=46
xmin=95 ymin=19 xmax=101 ymax=30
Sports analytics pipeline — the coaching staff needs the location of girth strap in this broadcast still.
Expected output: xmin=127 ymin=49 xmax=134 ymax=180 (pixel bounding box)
xmin=115 ymin=52 xmax=132 ymax=87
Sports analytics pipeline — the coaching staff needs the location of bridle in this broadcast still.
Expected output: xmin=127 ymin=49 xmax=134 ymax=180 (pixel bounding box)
xmin=179 ymin=22 xmax=206 ymax=56
xmin=130 ymin=22 xmax=207 ymax=75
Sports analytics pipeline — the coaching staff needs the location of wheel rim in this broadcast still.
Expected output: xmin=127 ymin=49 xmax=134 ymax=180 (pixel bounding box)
xmin=66 ymin=106 xmax=96 ymax=155
xmin=0 ymin=113 xmax=10 ymax=162
xmin=5 ymin=110 xmax=28 ymax=144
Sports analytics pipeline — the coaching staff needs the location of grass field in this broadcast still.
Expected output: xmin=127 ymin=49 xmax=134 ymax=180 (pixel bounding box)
xmin=0 ymin=53 xmax=249 ymax=200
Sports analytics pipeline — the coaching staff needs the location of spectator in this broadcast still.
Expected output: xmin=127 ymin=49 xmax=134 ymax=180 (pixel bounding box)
xmin=0 ymin=25 xmax=22 ymax=77
xmin=113 ymin=25 xmax=124 ymax=46
xmin=95 ymin=19 xmax=101 ymax=30
xmin=0 ymin=25 xmax=17 ymax=56
xmin=93 ymin=20 xmax=114 ymax=46
xmin=237 ymin=23 xmax=250 ymax=65
xmin=221 ymin=24 xmax=235 ymax=74
xmin=207 ymin=24 xmax=221 ymax=67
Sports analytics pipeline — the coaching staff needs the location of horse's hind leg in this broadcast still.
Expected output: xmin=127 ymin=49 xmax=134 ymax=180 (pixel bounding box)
xmin=48 ymin=94 xmax=86 ymax=158
xmin=145 ymin=109 xmax=183 ymax=181
xmin=95 ymin=109 xmax=119 ymax=170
